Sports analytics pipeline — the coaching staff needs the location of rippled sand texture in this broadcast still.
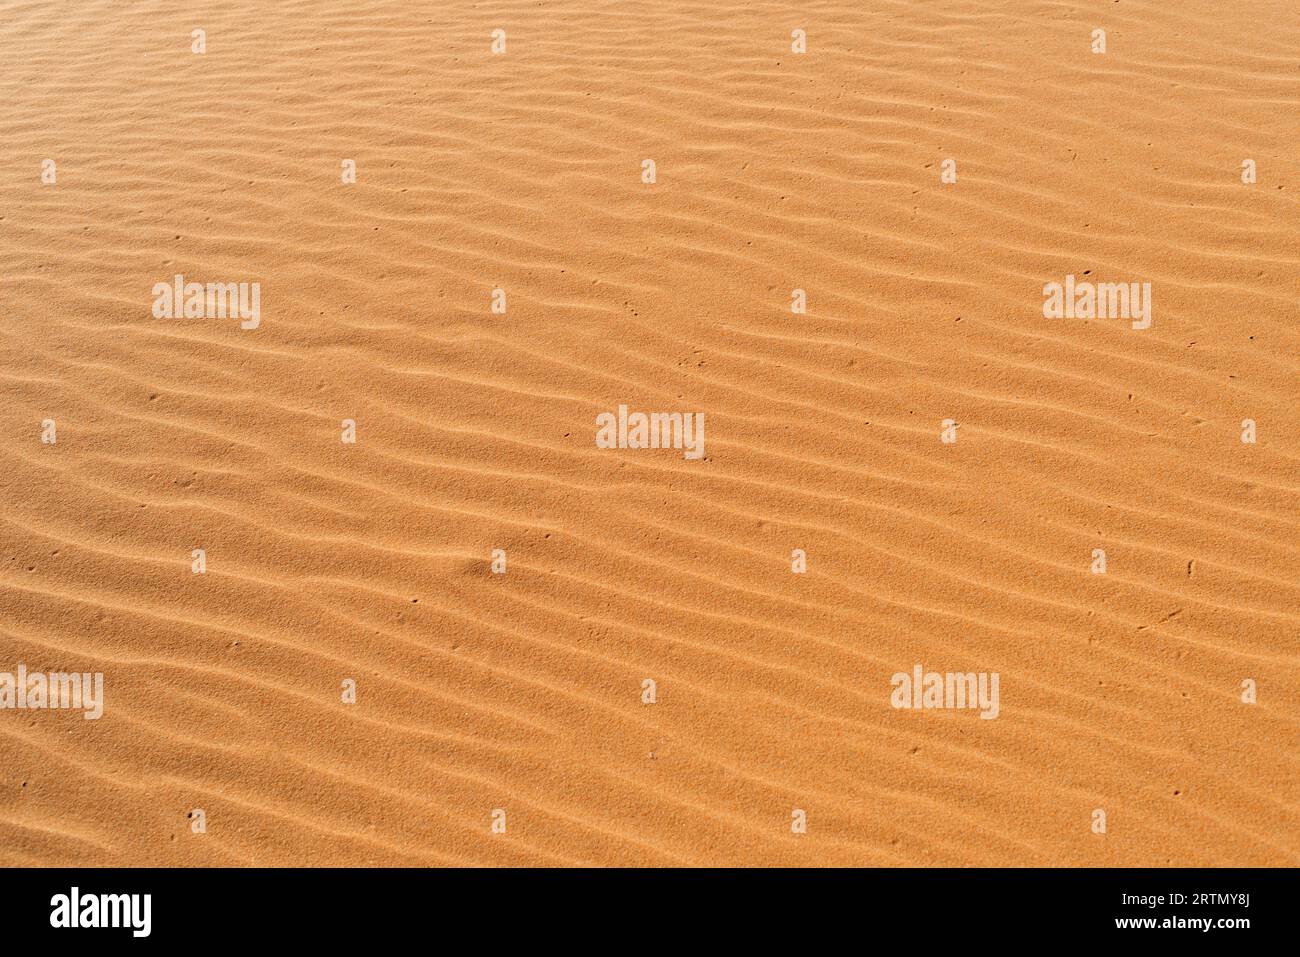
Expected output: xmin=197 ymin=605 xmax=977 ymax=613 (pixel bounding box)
xmin=0 ymin=0 xmax=1296 ymax=865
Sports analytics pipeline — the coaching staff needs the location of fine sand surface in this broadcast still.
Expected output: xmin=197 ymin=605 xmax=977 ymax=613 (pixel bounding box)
xmin=0 ymin=0 xmax=1296 ymax=866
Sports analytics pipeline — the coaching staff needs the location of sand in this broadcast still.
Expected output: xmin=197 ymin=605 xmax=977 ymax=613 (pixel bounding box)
xmin=0 ymin=0 xmax=1295 ymax=866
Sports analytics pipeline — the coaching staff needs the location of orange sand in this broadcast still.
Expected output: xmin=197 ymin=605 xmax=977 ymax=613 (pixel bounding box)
xmin=0 ymin=0 xmax=1296 ymax=866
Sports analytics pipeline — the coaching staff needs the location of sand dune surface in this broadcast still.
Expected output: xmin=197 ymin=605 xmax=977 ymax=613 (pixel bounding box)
xmin=0 ymin=0 xmax=1296 ymax=866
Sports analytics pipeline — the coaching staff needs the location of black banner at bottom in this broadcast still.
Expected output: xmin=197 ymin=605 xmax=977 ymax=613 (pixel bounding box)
xmin=0 ymin=867 xmax=1287 ymax=944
